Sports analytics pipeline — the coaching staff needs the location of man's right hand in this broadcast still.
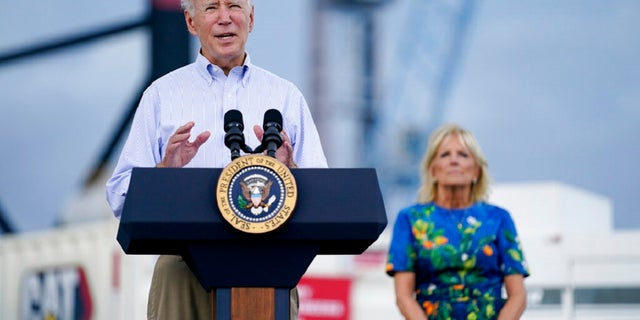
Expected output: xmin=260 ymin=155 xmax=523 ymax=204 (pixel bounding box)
xmin=157 ymin=121 xmax=210 ymax=168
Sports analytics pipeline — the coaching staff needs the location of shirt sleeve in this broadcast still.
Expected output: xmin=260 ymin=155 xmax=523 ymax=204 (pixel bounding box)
xmin=386 ymin=209 xmax=416 ymax=276
xmin=105 ymin=86 xmax=163 ymax=219
xmin=283 ymin=86 xmax=328 ymax=169
xmin=496 ymin=210 xmax=530 ymax=277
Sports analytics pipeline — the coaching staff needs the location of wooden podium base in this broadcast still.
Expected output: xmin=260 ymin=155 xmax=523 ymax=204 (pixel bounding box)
xmin=211 ymin=287 xmax=290 ymax=320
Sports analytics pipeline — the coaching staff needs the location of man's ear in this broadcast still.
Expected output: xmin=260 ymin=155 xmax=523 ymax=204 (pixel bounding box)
xmin=248 ymin=6 xmax=255 ymax=33
xmin=184 ymin=10 xmax=198 ymax=36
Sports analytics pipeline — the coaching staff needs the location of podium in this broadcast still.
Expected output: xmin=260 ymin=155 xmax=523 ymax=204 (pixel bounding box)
xmin=117 ymin=167 xmax=387 ymax=319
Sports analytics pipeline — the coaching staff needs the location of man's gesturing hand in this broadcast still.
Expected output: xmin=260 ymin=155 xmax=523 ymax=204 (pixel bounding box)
xmin=158 ymin=121 xmax=211 ymax=168
xmin=253 ymin=125 xmax=296 ymax=168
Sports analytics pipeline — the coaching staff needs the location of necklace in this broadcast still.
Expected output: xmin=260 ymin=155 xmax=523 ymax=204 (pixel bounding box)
xmin=435 ymin=202 xmax=473 ymax=231
xmin=452 ymin=208 xmax=468 ymax=230
xmin=440 ymin=204 xmax=472 ymax=231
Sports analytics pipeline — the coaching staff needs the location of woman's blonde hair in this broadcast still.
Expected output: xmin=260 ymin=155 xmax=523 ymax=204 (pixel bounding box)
xmin=417 ymin=123 xmax=491 ymax=203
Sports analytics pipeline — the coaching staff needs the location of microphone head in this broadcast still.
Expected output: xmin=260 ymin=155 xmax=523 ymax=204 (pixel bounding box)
xmin=263 ymin=109 xmax=283 ymax=131
xmin=224 ymin=109 xmax=244 ymax=132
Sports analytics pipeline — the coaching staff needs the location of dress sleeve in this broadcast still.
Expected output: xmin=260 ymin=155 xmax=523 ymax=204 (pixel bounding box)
xmin=496 ymin=210 xmax=530 ymax=277
xmin=386 ymin=209 xmax=416 ymax=276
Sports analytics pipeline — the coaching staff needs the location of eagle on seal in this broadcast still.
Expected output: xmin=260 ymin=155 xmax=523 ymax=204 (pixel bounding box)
xmin=240 ymin=179 xmax=274 ymax=215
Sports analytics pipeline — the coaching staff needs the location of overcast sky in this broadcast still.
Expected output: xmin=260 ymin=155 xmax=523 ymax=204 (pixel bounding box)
xmin=446 ymin=1 xmax=640 ymax=229
xmin=1 ymin=0 xmax=639 ymax=232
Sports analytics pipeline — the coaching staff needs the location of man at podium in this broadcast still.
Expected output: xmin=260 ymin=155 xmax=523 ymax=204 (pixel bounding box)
xmin=105 ymin=0 xmax=327 ymax=319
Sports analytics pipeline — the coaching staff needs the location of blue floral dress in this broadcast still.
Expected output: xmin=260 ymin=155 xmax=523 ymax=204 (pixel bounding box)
xmin=386 ymin=202 xmax=529 ymax=320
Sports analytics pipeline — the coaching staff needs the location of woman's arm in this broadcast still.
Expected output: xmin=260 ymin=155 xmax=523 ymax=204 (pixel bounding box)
xmin=497 ymin=274 xmax=527 ymax=320
xmin=394 ymin=272 xmax=428 ymax=320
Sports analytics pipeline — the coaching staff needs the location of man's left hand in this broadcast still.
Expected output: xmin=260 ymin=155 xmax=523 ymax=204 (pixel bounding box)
xmin=253 ymin=125 xmax=296 ymax=168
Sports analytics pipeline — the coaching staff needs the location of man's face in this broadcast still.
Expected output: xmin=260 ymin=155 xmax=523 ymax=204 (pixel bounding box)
xmin=185 ymin=0 xmax=254 ymax=70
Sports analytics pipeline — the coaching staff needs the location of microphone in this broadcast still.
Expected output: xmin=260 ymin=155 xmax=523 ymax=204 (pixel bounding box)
xmin=223 ymin=109 xmax=252 ymax=160
xmin=255 ymin=109 xmax=283 ymax=158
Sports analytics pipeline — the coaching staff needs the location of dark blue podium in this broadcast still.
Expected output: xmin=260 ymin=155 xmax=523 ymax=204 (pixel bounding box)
xmin=117 ymin=167 xmax=387 ymax=319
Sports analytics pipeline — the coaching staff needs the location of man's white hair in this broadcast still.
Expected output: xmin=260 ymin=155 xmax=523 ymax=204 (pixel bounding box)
xmin=181 ymin=0 xmax=253 ymax=15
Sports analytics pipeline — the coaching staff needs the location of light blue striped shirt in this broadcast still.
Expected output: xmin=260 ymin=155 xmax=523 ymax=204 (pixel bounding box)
xmin=106 ymin=53 xmax=327 ymax=218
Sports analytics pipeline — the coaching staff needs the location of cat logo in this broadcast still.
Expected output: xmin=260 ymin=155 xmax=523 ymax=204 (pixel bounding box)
xmin=21 ymin=266 xmax=93 ymax=320
xmin=216 ymin=155 xmax=297 ymax=234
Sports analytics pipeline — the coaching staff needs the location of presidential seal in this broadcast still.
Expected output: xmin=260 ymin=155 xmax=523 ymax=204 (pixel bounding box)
xmin=216 ymin=155 xmax=298 ymax=233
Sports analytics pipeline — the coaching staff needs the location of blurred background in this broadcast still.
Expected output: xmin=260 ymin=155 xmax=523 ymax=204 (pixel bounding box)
xmin=1 ymin=0 xmax=639 ymax=319
xmin=1 ymin=0 xmax=639 ymax=233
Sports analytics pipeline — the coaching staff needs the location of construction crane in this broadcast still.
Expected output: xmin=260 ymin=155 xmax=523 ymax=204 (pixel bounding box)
xmin=311 ymin=0 xmax=475 ymax=218
xmin=380 ymin=0 xmax=474 ymax=172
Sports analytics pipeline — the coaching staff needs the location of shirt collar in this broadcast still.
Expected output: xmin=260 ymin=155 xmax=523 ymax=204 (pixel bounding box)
xmin=195 ymin=52 xmax=252 ymax=87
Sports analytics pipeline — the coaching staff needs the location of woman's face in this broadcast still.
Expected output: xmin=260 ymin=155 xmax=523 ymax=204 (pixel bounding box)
xmin=430 ymin=133 xmax=480 ymax=188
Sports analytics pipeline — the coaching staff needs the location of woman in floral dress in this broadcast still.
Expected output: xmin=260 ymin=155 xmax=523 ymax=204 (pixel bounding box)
xmin=386 ymin=123 xmax=529 ymax=320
